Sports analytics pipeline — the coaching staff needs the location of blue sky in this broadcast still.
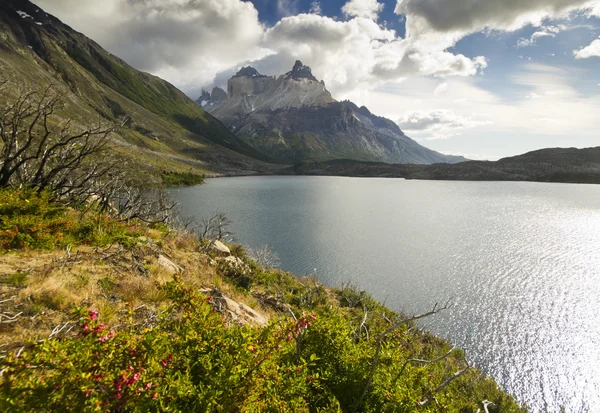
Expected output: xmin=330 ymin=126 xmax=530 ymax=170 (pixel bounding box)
xmin=38 ymin=0 xmax=600 ymax=159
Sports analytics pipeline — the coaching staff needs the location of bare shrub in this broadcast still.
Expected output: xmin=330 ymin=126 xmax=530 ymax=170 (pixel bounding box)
xmin=248 ymin=245 xmax=280 ymax=269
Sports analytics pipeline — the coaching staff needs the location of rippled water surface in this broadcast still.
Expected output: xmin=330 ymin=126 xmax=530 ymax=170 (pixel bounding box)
xmin=171 ymin=176 xmax=600 ymax=412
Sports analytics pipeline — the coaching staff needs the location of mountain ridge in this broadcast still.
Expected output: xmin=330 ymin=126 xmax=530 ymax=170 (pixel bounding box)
xmin=198 ymin=62 xmax=466 ymax=165
xmin=284 ymin=146 xmax=600 ymax=184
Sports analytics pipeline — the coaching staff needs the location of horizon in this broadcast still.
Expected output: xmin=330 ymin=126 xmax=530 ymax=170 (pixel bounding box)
xmin=36 ymin=0 xmax=600 ymax=161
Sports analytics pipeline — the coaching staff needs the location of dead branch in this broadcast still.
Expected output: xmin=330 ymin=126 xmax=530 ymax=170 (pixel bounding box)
xmin=0 ymin=296 xmax=16 ymax=305
xmin=476 ymin=400 xmax=496 ymax=413
xmin=48 ymin=321 xmax=73 ymax=340
xmin=351 ymin=300 xmax=452 ymax=412
xmin=418 ymin=358 xmax=471 ymax=406
xmin=0 ymin=312 xmax=23 ymax=324
xmin=392 ymin=347 xmax=456 ymax=385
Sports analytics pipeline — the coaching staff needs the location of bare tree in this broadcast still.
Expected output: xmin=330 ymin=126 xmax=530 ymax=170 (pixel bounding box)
xmin=0 ymin=84 xmax=176 ymax=223
xmin=198 ymin=212 xmax=232 ymax=241
xmin=0 ymin=86 xmax=115 ymax=199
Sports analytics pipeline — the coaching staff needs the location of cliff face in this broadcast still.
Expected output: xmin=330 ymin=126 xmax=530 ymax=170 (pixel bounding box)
xmin=198 ymin=62 xmax=464 ymax=165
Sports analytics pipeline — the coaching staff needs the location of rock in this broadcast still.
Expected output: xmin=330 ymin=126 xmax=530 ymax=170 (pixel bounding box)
xmin=233 ymin=66 xmax=266 ymax=78
xmin=157 ymin=254 xmax=180 ymax=274
xmin=222 ymin=255 xmax=244 ymax=266
xmin=212 ymin=240 xmax=230 ymax=255
xmin=210 ymin=87 xmax=227 ymax=103
xmin=287 ymin=60 xmax=318 ymax=81
xmin=198 ymin=288 xmax=268 ymax=326
xmin=222 ymin=296 xmax=268 ymax=326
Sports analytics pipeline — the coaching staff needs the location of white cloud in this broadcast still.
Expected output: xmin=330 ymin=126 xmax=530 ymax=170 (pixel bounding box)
xmin=574 ymin=37 xmax=600 ymax=58
xmin=434 ymin=82 xmax=448 ymax=96
xmin=341 ymin=0 xmax=384 ymax=20
xmin=397 ymin=109 xmax=490 ymax=140
xmin=365 ymin=64 xmax=600 ymax=150
xmin=309 ymin=1 xmax=322 ymax=15
xmin=516 ymin=25 xmax=564 ymax=48
xmin=259 ymin=14 xmax=486 ymax=99
xmin=277 ymin=0 xmax=300 ymax=17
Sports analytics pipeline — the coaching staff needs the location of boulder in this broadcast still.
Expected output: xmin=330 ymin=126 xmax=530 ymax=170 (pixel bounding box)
xmin=212 ymin=240 xmax=231 ymax=255
xmin=157 ymin=254 xmax=180 ymax=274
xmin=222 ymin=296 xmax=268 ymax=326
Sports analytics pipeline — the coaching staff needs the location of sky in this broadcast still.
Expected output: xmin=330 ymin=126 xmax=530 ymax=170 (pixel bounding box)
xmin=35 ymin=0 xmax=600 ymax=160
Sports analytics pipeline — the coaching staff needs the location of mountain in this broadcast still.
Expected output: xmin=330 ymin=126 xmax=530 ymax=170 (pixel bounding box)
xmin=0 ymin=0 xmax=277 ymax=178
xmin=284 ymin=147 xmax=600 ymax=184
xmin=198 ymin=61 xmax=465 ymax=165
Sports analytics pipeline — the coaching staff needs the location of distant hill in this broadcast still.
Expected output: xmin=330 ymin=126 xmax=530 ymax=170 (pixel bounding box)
xmin=0 ymin=0 xmax=276 ymax=178
xmin=285 ymin=147 xmax=600 ymax=184
xmin=198 ymin=61 xmax=465 ymax=165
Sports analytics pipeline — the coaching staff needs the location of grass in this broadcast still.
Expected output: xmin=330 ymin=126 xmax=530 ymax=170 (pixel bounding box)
xmin=0 ymin=189 xmax=527 ymax=412
xmin=0 ymin=189 xmax=144 ymax=251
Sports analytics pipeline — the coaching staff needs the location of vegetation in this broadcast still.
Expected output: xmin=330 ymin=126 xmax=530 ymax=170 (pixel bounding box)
xmin=0 ymin=190 xmax=527 ymax=412
xmin=161 ymin=171 xmax=205 ymax=187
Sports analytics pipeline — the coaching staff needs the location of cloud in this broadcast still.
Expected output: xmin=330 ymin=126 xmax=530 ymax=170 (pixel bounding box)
xmin=367 ymin=63 xmax=600 ymax=148
xmin=433 ymin=82 xmax=448 ymax=96
xmin=277 ymin=0 xmax=300 ymax=17
xmin=574 ymin=37 xmax=600 ymax=58
xmin=397 ymin=109 xmax=490 ymax=139
xmin=341 ymin=0 xmax=384 ymax=20
xmin=33 ymin=0 xmax=599 ymax=104
xmin=259 ymin=13 xmax=486 ymax=99
xmin=36 ymin=0 xmax=269 ymax=96
xmin=394 ymin=0 xmax=596 ymax=36
xmin=516 ymin=25 xmax=564 ymax=48
xmin=309 ymin=1 xmax=322 ymax=15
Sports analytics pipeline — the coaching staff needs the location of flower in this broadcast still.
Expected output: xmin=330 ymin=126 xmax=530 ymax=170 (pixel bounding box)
xmin=89 ymin=309 xmax=99 ymax=320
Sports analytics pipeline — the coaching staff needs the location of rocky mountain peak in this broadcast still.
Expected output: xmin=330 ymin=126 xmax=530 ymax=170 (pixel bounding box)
xmin=234 ymin=66 xmax=265 ymax=78
xmin=287 ymin=60 xmax=318 ymax=82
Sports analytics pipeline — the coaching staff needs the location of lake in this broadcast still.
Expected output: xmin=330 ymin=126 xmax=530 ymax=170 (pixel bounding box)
xmin=170 ymin=176 xmax=600 ymax=412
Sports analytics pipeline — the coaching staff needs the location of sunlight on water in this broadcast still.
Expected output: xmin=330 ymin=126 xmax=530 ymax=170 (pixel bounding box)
xmin=171 ymin=177 xmax=600 ymax=412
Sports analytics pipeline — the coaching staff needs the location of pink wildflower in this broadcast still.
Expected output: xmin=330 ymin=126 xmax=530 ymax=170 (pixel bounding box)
xmin=89 ymin=309 xmax=99 ymax=320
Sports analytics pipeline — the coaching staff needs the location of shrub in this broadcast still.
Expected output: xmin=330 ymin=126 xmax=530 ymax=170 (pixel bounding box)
xmin=0 ymin=189 xmax=142 ymax=251
xmin=161 ymin=171 xmax=205 ymax=187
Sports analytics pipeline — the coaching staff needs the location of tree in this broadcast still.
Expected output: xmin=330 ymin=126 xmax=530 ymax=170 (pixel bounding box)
xmin=0 ymin=83 xmax=175 ymax=223
xmin=0 ymin=86 xmax=114 ymax=197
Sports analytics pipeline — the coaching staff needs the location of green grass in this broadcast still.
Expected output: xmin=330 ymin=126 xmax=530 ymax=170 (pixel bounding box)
xmin=0 ymin=189 xmax=144 ymax=251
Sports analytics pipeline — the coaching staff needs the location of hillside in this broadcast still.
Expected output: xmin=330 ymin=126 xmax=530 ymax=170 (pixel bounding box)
xmin=285 ymin=147 xmax=600 ymax=184
xmin=0 ymin=188 xmax=526 ymax=412
xmin=199 ymin=62 xmax=465 ymax=165
xmin=0 ymin=0 xmax=277 ymax=178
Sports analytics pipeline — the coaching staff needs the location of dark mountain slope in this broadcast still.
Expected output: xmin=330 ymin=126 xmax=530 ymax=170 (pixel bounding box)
xmin=0 ymin=0 xmax=275 ymax=177
xmin=285 ymin=147 xmax=600 ymax=184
